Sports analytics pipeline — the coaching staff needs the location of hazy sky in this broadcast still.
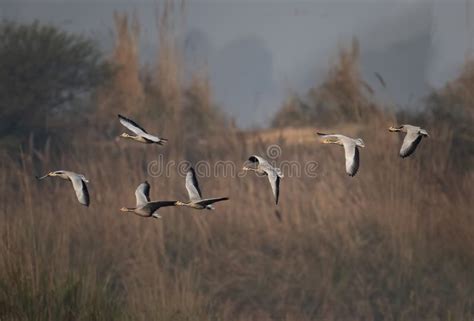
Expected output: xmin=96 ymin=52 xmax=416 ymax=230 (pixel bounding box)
xmin=2 ymin=0 xmax=473 ymax=127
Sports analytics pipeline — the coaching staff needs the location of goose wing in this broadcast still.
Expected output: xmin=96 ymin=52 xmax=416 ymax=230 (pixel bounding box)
xmin=143 ymin=201 xmax=177 ymax=215
xmin=316 ymin=132 xmax=339 ymax=138
xmin=249 ymin=155 xmax=276 ymax=173
xmin=140 ymin=133 xmax=162 ymax=143
xmin=248 ymin=155 xmax=268 ymax=166
xmin=343 ymin=141 xmax=360 ymax=177
xmin=135 ymin=181 xmax=151 ymax=207
xmin=68 ymin=173 xmax=90 ymax=207
xmin=267 ymin=170 xmax=280 ymax=204
xmin=118 ymin=114 xmax=148 ymax=135
xmin=316 ymin=132 xmax=344 ymax=143
xmin=249 ymin=155 xmax=282 ymax=203
xmin=400 ymin=131 xmax=423 ymax=158
xmin=195 ymin=197 xmax=229 ymax=207
xmin=185 ymin=168 xmax=202 ymax=201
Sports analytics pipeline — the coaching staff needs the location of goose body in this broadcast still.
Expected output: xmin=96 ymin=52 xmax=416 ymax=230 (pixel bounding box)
xmin=120 ymin=181 xmax=177 ymax=219
xmin=389 ymin=124 xmax=429 ymax=158
xmin=317 ymin=132 xmax=365 ymax=177
xmin=36 ymin=170 xmax=90 ymax=206
xmin=118 ymin=114 xmax=167 ymax=145
xmin=175 ymin=168 xmax=229 ymax=210
xmin=243 ymin=155 xmax=283 ymax=204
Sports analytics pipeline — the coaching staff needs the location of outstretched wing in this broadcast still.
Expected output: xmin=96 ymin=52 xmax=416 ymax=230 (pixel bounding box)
xmin=118 ymin=114 xmax=148 ymax=135
xmin=343 ymin=142 xmax=360 ymax=177
xmin=267 ymin=170 xmax=280 ymax=204
xmin=248 ymin=155 xmax=270 ymax=167
xmin=316 ymin=132 xmax=334 ymax=137
xmin=143 ymin=201 xmax=177 ymax=215
xmin=141 ymin=133 xmax=164 ymax=144
xmin=400 ymin=132 xmax=422 ymax=158
xmin=195 ymin=197 xmax=229 ymax=207
xmin=185 ymin=168 xmax=202 ymax=201
xmin=135 ymin=181 xmax=151 ymax=207
xmin=69 ymin=174 xmax=90 ymax=207
xmin=249 ymin=155 xmax=282 ymax=202
xmin=316 ymin=132 xmax=343 ymax=144
xmin=249 ymin=155 xmax=279 ymax=174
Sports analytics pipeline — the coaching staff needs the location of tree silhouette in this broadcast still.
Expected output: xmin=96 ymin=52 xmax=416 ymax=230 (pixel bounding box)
xmin=0 ymin=21 xmax=111 ymax=144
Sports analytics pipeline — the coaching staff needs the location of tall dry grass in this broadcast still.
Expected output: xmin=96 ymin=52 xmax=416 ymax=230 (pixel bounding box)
xmin=94 ymin=4 xmax=229 ymax=157
xmin=95 ymin=12 xmax=144 ymax=137
xmin=2 ymin=6 xmax=474 ymax=321
xmin=1 ymin=113 xmax=474 ymax=320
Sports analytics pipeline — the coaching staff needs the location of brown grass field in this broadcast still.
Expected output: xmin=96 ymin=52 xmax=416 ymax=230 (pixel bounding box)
xmin=1 ymin=119 xmax=474 ymax=320
xmin=1 ymin=5 xmax=474 ymax=321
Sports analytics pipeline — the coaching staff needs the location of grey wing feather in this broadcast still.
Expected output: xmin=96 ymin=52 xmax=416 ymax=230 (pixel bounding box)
xmin=69 ymin=174 xmax=90 ymax=207
xmin=135 ymin=181 xmax=151 ymax=207
xmin=249 ymin=155 xmax=275 ymax=173
xmin=316 ymin=132 xmax=335 ymax=137
xmin=118 ymin=114 xmax=147 ymax=135
xmin=185 ymin=168 xmax=202 ymax=201
xmin=344 ymin=143 xmax=360 ymax=177
xmin=267 ymin=171 xmax=280 ymax=204
xmin=400 ymin=132 xmax=422 ymax=158
xmin=195 ymin=197 xmax=229 ymax=207
xmin=248 ymin=155 xmax=263 ymax=164
xmin=141 ymin=133 xmax=161 ymax=143
xmin=143 ymin=201 xmax=177 ymax=215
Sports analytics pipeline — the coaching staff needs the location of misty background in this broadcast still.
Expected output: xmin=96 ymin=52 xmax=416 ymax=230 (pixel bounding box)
xmin=2 ymin=0 xmax=472 ymax=127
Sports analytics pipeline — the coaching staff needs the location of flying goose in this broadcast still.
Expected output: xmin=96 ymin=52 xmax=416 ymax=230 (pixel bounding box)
xmin=118 ymin=114 xmax=167 ymax=145
xmin=36 ymin=170 xmax=90 ymax=206
xmin=175 ymin=168 xmax=229 ymax=210
xmin=389 ymin=124 xmax=429 ymax=158
xmin=120 ymin=181 xmax=177 ymax=218
xmin=243 ymin=155 xmax=283 ymax=204
xmin=317 ymin=132 xmax=365 ymax=177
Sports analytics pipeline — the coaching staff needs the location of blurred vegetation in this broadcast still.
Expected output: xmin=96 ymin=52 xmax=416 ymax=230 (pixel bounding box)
xmin=1 ymin=3 xmax=474 ymax=321
xmin=0 ymin=20 xmax=112 ymax=149
xmin=97 ymin=7 xmax=232 ymax=158
xmin=272 ymin=37 xmax=473 ymax=170
xmin=272 ymin=39 xmax=380 ymax=128
xmin=424 ymin=60 xmax=474 ymax=168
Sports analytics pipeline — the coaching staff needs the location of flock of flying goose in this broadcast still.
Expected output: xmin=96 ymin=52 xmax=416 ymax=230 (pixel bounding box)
xmin=36 ymin=115 xmax=429 ymax=217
